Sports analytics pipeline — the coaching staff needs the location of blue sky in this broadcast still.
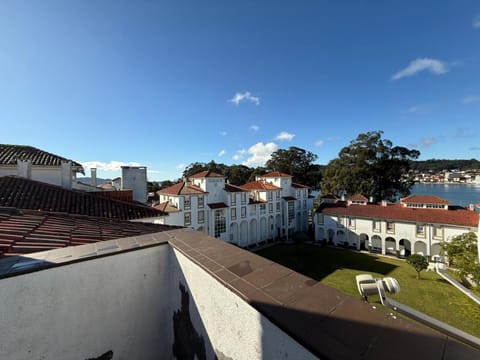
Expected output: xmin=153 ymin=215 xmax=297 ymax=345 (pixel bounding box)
xmin=1 ymin=1 xmax=479 ymax=181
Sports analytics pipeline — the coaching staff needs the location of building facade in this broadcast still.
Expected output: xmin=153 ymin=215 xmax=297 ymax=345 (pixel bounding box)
xmin=314 ymin=195 xmax=479 ymax=259
xmin=156 ymin=171 xmax=313 ymax=247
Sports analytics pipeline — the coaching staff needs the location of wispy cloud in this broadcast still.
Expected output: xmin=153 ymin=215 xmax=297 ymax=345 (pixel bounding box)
xmin=176 ymin=163 xmax=186 ymax=170
xmin=455 ymin=128 xmax=477 ymax=138
xmin=462 ymin=95 xmax=480 ymax=104
xmin=233 ymin=149 xmax=246 ymax=161
xmin=218 ymin=149 xmax=226 ymax=157
xmin=469 ymin=147 xmax=480 ymax=151
xmin=420 ymin=138 xmax=436 ymax=147
xmin=220 ymin=131 xmax=227 ymax=136
xmin=82 ymin=161 xmax=141 ymax=171
xmin=249 ymin=125 xmax=259 ymax=132
xmin=403 ymin=104 xmax=433 ymax=114
xmin=275 ymin=131 xmax=295 ymax=141
xmin=228 ymin=91 xmax=260 ymax=106
xmin=391 ymin=58 xmax=448 ymax=80
xmin=473 ymin=15 xmax=480 ymax=28
xmin=241 ymin=142 xmax=279 ymax=167
xmin=314 ymin=140 xmax=324 ymax=147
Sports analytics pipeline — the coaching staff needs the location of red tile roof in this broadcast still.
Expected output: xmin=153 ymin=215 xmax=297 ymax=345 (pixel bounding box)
xmin=154 ymin=202 xmax=180 ymax=213
xmin=400 ymin=195 xmax=450 ymax=205
xmin=189 ymin=170 xmax=224 ymax=178
xmin=0 ymin=144 xmax=84 ymax=170
xmin=241 ymin=181 xmax=280 ymax=191
xmin=317 ymin=202 xmax=479 ymax=227
xmin=0 ymin=207 xmax=177 ymax=258
xmin=261 ymin=172 xmax=291 ymax=178
xmin=224 ymin=183 xmax=247 ymax=192
xmin=158 ymin=182 xmax=206 ymax=196
xmin=0 ymin=176 xmax=165 ymax=220
xmin=349 ymin=194 xmax=368 ymax=202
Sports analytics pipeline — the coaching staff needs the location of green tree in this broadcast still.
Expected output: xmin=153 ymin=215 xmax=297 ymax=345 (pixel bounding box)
xmin=223 ymin=165 xmax=254 ymax=186
xmin=407 ymin=254 xmax=429 ymax=279
xmin=321 ymin=131 xmax=420 ymax=201
xmin=265 ymin=146 xmax=321 ymax=187
xmin=440 ymin=232 xmax=480 ymax=286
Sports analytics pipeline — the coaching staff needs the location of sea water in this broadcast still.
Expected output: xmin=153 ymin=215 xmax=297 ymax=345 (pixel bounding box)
xmin=411 ymin=183 xmax=480 ymax=207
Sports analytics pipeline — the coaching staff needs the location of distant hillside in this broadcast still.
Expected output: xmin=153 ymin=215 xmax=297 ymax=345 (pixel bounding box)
xmin=410 ymin=159 xmax=480 ymax=173
xmin=77 ymin=177 xmax=110 ymax=185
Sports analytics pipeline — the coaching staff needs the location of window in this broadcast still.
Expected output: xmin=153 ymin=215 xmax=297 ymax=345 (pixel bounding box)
xmin=276 ymin=202 xmax=280 ymax=212
xmin=241 ymin=206 xmax=246 ymax=218
xmin=260 ymin=204 xmax=266 ymax=214
xmin=214 ymin=210 xmax=226 ymax=238
xmin=386 ymin=221 xmax=395 ymax=233
xmin=241 ymin=192 xmax=247 ymax=205
xmin=231 ymin=193 xmax=236 ymax=206
xmin=184 ymin=212 xmax=191 ymax=226
xmin=198 ymin=210 xmax=204 ymax=224
xmin=276 ymin=191 xmax=280 ymax=200
xmin=268 ymin=191 xmax=273 ymax=201
xmin=231 ymin=208 xmax=237 ymax=220
xmin=184 ymin=196 xmax=191 ymax=210
xmin=269 ymin=203 xmax=273 ymax=213
xmin=433 ymin=225 xmax=443 ymax=239
xmin=416 ymin=224 xmax=425 ymax=237
xmin=287 ymin=201 xmax=295 ymax=224
xmin=198 ymin=196 xmax=204 ymax=208
xmin=373 ymin=220 xmax=381 ymax=232
xmin=317 ymin=213 xmax=324 ymax=224
xmin=303 ymin=200 xmax=307 ymax=209
xmin=250 ymin=204 xmax=256 ymax=216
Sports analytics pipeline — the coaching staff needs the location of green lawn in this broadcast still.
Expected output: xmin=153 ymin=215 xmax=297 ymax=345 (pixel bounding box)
xmin=257 ymin=243 xmax=480 ymax=338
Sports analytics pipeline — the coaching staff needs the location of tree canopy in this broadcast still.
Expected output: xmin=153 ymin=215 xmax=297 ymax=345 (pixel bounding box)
xmin=321 ymin=131 xmax=420 ymax=201
xmin=440 ymin=232 xmax=479 ymax=285
xmin=407 ymin=254 xmax=429 ymax=279
xmin=265 ymin=146 xmax=322 ymax=188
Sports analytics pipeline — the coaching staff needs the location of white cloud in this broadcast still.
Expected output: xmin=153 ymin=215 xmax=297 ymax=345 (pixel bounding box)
xmin=275 ymin=131 xmax=295 ymax=141
xmin=220 ymin=131 xmax=227 ymax=136
xmin=462 ymin=95 xmax=480 ymax=104
xmin=391 ymin=58 xmax=448 ymax=80
xmin=315 ymin=140 xmax=324 ymax=147
xmin=242 ymin=142 xmax=278 ymax=167
xmin=218 ymin=149 xmax=226 ymax=157
xmin=176 ymin=163 xmax=186 ymax=170
xmin=232 ymin=149 xmax=246 ymax=161
xmin=82 ymin=161 xmax=141 ymax=172
xmin=249 ymin=125 xmax=259 ymax=132
xmin=473 ymin=15 xmax=480 ymax=28
xmin=228 ymin=91 xmax=260 ymax=105
xmin=403 ymin=104 xmax=432 ymax=114
xmin=420 ymin=138 xmax=435 ymax=147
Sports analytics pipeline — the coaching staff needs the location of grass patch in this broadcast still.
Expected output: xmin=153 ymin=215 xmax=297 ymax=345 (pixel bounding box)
xmin=257 ymin=243 xmax=480 ymax=338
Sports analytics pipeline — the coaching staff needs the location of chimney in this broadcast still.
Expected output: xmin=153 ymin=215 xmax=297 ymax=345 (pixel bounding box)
xmin=61 ymin=161 xmax=72 ymax=189
xmin=91 ymin=168 xmax=97 ymax=187
xmin=381 ymin=200 xmax=387 ymax=207
xmin=369 ymin=196 xmax=374 ymax=203
xmin=17 ymin=159 xmax=32 ymax=179
xmin=469 ymin=203 xmax=475 ymax=211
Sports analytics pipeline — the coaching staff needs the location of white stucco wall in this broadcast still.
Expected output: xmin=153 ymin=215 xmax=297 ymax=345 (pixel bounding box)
xmin=0 ymin=245 xmax=172 ymax=360
xmin=172 ymin=249 xmax=317 ymax=360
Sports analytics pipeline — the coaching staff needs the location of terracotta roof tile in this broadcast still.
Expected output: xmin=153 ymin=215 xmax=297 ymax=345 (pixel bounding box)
xmin=400 ymin=195 xmax=450 ymax=205
xmin=224 ymin=183 xmax=247 ymax=192
xmin=260 ymin=172 xmax=291 ymax=178
xmin=241 ymin=181 xmax=280 ymax=191
xmin=0 ymin=207 xmax=177 ymax=258
xmin=317 ymin=201 xmax=479 ymax=227
xmin=292 ymin=182 xmax=309 ymax=189
xmin=0 ymin=144 xmax=83 ymax=170
xmin=157 ymin=182 xmax=206 ymax=195
xmin=189 ymin=170 xmax=224 ymax=178
xmin=349 ymin=194 xmax=368 ymax=201
xmin=0 ymin=176 xmax=165 ymax=220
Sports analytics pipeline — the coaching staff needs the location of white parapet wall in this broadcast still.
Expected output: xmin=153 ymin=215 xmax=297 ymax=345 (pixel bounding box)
xmin=171 ymin=248 xmax=317 ymax=360
xmin=0 ymin=245 xmax=172 ymax=360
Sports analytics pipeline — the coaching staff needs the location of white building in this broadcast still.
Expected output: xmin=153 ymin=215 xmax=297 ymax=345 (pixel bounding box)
xmin=314 ymin=194 xmax=479 ymax=259
xmin=0 ymin=144 xmax=84 ymax=189
xmin=156 ymin=171 xmax=313 ymax=247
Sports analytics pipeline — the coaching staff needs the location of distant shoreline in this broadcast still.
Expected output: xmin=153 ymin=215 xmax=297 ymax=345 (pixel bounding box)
xmin=415 ymin=182 xmax=480 ymax=185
